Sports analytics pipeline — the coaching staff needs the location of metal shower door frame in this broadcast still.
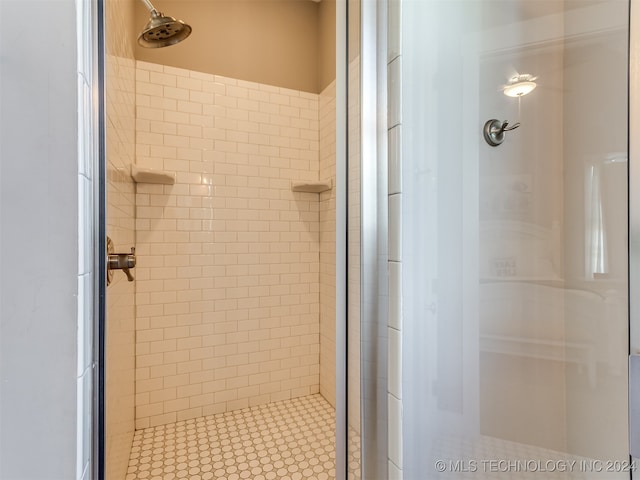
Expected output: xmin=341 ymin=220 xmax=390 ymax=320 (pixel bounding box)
xmin=628 ymin=0 xmax=640 ymax=470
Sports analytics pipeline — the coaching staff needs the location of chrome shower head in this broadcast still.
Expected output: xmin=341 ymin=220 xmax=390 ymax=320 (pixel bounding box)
xmin=138 ymin=0 xmax=192 ymax=48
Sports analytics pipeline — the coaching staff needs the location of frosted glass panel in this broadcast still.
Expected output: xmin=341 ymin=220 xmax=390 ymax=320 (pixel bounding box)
xmin=401 ymin=1 xmax=629 ymax=477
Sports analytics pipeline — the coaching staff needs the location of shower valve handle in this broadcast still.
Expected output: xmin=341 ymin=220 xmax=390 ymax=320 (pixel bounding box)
xmin=107 ymin=237 xmax=136 ymax=285
xmin=108 ymin=247 xmax=136 ymax=282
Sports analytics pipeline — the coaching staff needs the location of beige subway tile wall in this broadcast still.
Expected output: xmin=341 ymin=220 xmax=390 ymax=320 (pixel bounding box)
xmin=348 ymin=55 xmax=362 ymax=460
xmin=134 ymin=61 xmax=324 ymax=429
xmin=104 ymin=0 xmax=137 ymax=477
xmin=319 ymin=80 xmax=337 ymax=407
xmin=105 ymin=54 xmax=137 ymax=480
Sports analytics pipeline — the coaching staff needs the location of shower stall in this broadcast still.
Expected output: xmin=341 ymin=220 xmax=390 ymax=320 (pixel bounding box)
xmin=98 ymin=0 xmax=640 ymax=479
xmin=101 ymin=0 xmax=364 ymax=479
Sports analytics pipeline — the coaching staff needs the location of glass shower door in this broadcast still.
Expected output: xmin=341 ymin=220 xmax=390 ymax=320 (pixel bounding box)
xmin=401 ymin=1 xmax=630 ymax=477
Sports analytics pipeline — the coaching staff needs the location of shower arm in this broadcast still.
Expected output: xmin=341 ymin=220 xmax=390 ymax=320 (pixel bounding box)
xmin=139 ymin=0 xmax=159 ymax=14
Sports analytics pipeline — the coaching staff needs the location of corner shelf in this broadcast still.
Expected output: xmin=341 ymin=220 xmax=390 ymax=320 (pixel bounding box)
xmin=291 ymin=179 xmax=333 ymax=193
xmin=131 ymin=165 xmax=176 ymax=185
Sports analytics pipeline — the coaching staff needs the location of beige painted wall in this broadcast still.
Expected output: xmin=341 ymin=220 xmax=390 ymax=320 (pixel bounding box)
xmin=319 ymin=0 xmax=336 ymax=91
xmin=135 ymin=0 xmax=321 ymax=93
xmin=107 ymin=0 xmax=137 ymax=59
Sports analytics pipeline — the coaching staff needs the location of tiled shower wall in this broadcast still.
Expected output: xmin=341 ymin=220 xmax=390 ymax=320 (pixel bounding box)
xmin=348 ymin=56 xmax=362 ymax=439
xmin=105 ymin=53 xmax=137 ymax=478
xmin=387 ymin=0 xmax=403 ymax=477
xmin=134 ymin=61 xmax=323 ymax=429
xmin=104 ymin=0 xmax=137 ymax=478
xmin=319 ymin=80 xmax=337 ymax=407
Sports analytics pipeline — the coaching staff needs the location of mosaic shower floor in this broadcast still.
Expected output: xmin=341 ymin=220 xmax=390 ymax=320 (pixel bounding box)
xmin=125 ymin=394 xmax=337 ymax=480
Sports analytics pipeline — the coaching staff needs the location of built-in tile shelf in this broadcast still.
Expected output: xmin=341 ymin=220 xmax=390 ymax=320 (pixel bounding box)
xmin=131 ymin=165 xmax=176 ymax=185
xmin=291 ymin=179 xmax=333 ymax=193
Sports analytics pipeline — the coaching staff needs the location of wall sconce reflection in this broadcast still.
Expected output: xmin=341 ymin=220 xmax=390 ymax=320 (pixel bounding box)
xmin=502 ymin=74 xmax=537 ymax=98
xmin=483 ymin=73 xmax=538 ymax=147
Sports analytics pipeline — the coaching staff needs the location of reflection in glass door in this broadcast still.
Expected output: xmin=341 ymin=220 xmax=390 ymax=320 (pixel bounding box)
xmin=401 ymin=1 xmax=629 ymax=477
